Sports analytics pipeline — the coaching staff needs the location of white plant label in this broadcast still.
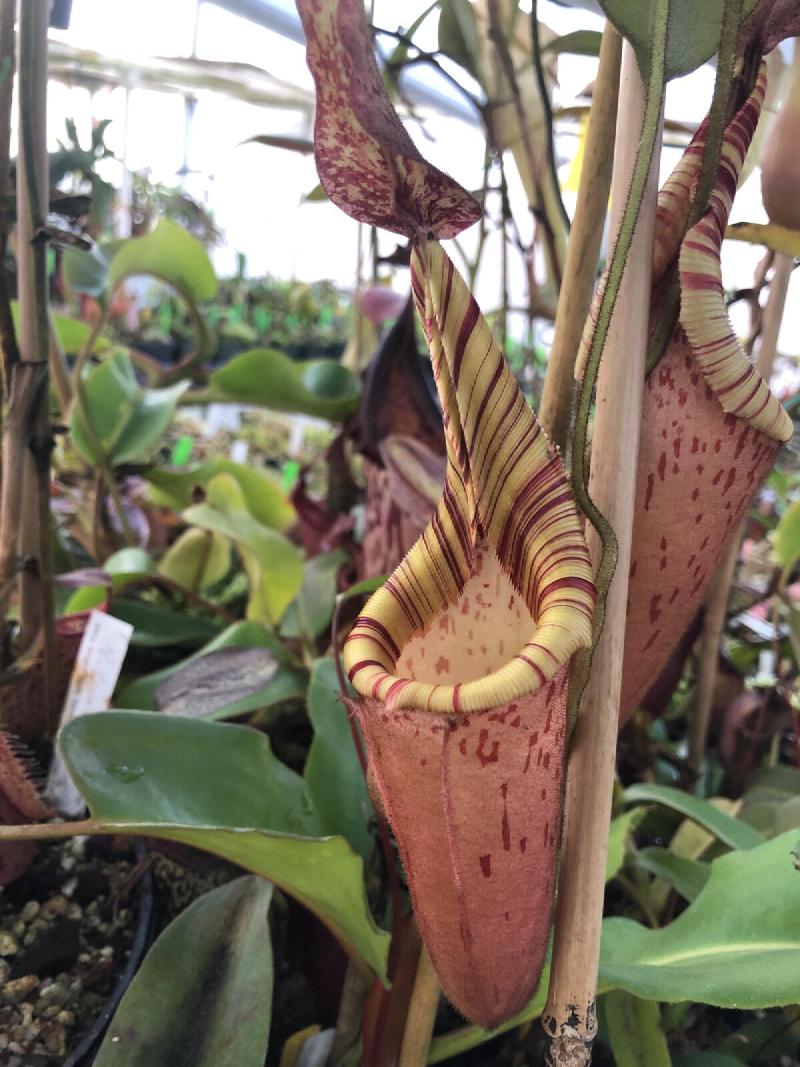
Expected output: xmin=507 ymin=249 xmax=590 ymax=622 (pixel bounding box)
xmin=47 ymin=610 xmax=134 ymax=816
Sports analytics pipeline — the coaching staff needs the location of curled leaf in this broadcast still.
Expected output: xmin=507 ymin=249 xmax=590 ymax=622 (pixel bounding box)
xmin=296 ymin=0 xmax=481 ymax=238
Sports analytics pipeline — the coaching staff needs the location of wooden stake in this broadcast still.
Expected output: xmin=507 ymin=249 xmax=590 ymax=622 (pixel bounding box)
xmin=539 ymin=24 xmax=622 ymax=452
xmin=688 ymin=251 xmax=793 ymax=774
xmin=543 ymin=43 xmax=661 ymax=1066
xmin=397 ymin=946 xmax=439 ymax=1067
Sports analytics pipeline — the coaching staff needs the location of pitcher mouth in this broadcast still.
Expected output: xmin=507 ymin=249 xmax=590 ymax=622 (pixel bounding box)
xmin=345 ymin=534 xmax=594 ymax=715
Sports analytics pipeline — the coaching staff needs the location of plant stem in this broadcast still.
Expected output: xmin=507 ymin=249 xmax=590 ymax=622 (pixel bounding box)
xmin=398 ymin=946 xmax=439 ymax=1067
xmin=539 ymin=23 xmax=622 ymax=452
xmin=530 ymin=0 xmax=571 ymax=237
xmin=688 ymin=251 xmax=792 ymax=774
xmin=71 ymin=302 xmax=137 ymax=546
xmin=645 ymin=0 xmax=745 ymax=374
xmin=544 ymin=38 xmax=662 ymax=1067
xmin=11 ymin=0 xmax=57 ymax=733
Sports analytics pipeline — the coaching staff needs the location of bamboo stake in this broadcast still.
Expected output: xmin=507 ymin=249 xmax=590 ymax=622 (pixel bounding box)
xmin=0 ymin=0 xmax=18 ymax=393
xmin=543 ymin=44 xmax=661 ymax=1066
xmin=397 ymin=946 xmax=439 ymax=1067
xmin=687 ymin=252 xmax=793 ymax=774
xmin=539 ymin=24 xmax=622 ymax=453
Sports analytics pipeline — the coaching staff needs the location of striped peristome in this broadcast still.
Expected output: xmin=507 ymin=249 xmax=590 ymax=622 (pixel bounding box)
xmin=679 ymin=70 xmax=793 ymax=443
xmin=344 ymin=241 xmax=595 ymax=715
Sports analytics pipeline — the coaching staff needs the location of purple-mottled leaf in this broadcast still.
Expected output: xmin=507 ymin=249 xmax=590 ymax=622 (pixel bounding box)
xmin=296 ymin=0 xmax=481 ymax=238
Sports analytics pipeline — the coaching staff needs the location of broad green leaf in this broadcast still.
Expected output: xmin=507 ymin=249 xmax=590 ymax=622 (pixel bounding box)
xmin=184 ymin=474 xmax=303 ymax=625
xmin=740 ymin=766 xmax=800 ymax=837
xmin=603 ymin=991 xmax=671 ymax=1067
xmin=726 ymin=221 xmax=800 ymax=257
xmin=305 ymin=658 xmax=373 ymax=860
xmin=116 ymin=621 xmax=285 ymax=710
xmin=633 ymin=846 xmax=710 ymax=902
xmin=94 ymin=877 xmax=272 ymax=1067
xmin=104 ymin=547 xmax=156 ymax=587
xmin=60 ymin=712 xmax=390 ymax=979
xmin=159 ymin=528 xmax=232 ymax=591
xmin=63 ymin=585 xmax=106 ymax=614
xmin=62 ymin=244 xmax=110 ymax=296
xmin=773 ymin=499 xmax=800 ymax=580
xmin=281 ymin=549 xmax=348 ymax=642
xmin=599 ymin=831 xmax=800 ymax=1007
xmin=71 ymin=351 xmax=189 ymax=466
xmin=599 ymin=0 xmax=758 ymax=80
xmin=145 ymin=458 xmax=295 ymax=532
xmin=542 ymin=30 xmax=603 ymax=56
xmin=155 ymin=646 xmax=306 ymax=722
xmin=107 ymin=218 xmax=217 ymax=303
xmin=209 ymin=348 xmax=359 ymax=421
xmin=624 ymin=784 xmax=764 ymax=851
xmin=12 ymin=303 xmax=110 ymax=355
xmin=110 ymin=598 xmax=222 ymax=648
xmin=606 ymin=808 xmax=645 ymax=882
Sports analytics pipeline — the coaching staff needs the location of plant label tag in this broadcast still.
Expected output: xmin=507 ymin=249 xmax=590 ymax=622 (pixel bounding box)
xmin=47 ymin=610 xmax=134 ymax=816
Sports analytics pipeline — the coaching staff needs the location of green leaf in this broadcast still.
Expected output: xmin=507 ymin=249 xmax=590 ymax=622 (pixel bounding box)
xmin=337 ymin=576 xmax=386 ymax=604
xmin=599 ymin=831 xmax=800 ymax=1007
xmin=438 ymin=0 xmax=482 ymax=82
xmin=94 ymin=877 xmax=272 ymax=1067
xmin=281 ymin=550 xmax=347 ymax=642
xmin=12 ymin=303 xmax=110 ymax=355
xmin=624 ymin=784 xmax=764 ymax=851
xmin=159 ymin=528 xmax=232 ymax=592
xmin=607 ymin=808 xmax=645 ymax=882
xmin=107 ymin=219 xmax=217 ymax=303
xmin=633 ymin=846 xmax=710 ymax=901
xmin=62 ymin=244 xmax=110 ymax=297
xmin=60 ymin=712 xmax=390 ymax=979
xmin=542 ymin=30 xmax=603 ymax=57
xmin=155 ymin=647 xmax=306 ymax=722
xmin=209 ymin=348 xmax=359 ymax=421
xmin=71 ymin=351 xmax=189 ymax=466
xmin=774 ymin=499 xmax=800 ymax=580
xmin=104 ymin=548 xmax=156 ymax=587
xmin=602 ymin=991 xmax=672 ymax=1067
xmin=63 ymin=585 xmax=106 ymax=614
xmin=305 ymin=658 xmax=373 ymax=860
xmin=303 ymin=183 xmax=329 ymax=203
xmin=739 ymin=766 xmax=800 ymax=837
xmin=599 ymin=0 xmax=758 ymax=80
xmin=184 ymin=474 xmax=303 ymax=625
xmin=145 ymin=458 xmax=295 ymax=532
xmin=386 ymin=1 xmax=439 ymax=68
xmin=116 ymin=621 xmax=284 ymax=710
xmin=110 ymin=598 xmax=222 ymax=648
